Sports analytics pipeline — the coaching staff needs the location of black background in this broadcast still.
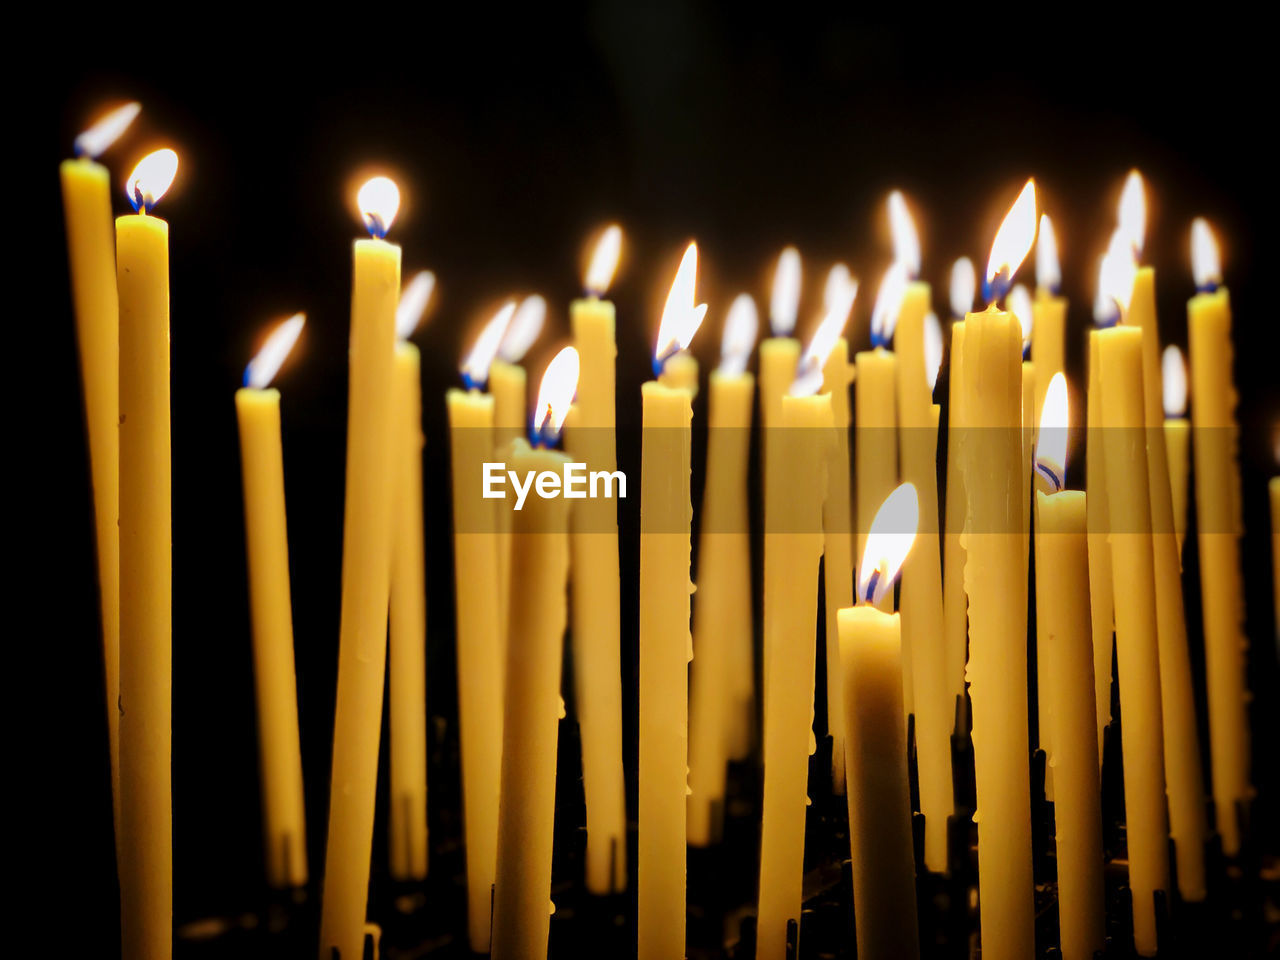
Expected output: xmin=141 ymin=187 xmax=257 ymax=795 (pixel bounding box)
xmin=24 ymin=6 xmax=1279 ymax=955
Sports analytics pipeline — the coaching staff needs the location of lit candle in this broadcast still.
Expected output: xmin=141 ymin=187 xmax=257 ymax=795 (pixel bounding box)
xmin=563 ymin=226 xmax=628 ymax=894
xmin=1186 ymin=216 xmax=1252 ymax=856
xmin=1085 ymin=329 xmax=1115 ymax=759
xmin=819 ymin=264 xmax=858 ymax=793
xmin=841 ymin=483 xmax=921 ymax=960
xmin=887 ymin=191 xmax=951 ymax=869
xmin=1031 ymin=374 xmax=1105 ymax=960
xmin=638 ymin=243 xmax=705 ymax=960
xmin=962 ymin=179 xmax=1037 ymax=960
xmin=689 ymin=293 xmax=757 ymax=846
xmin=61 ymin=102 xmax=139 ymax=852
xmin=389 ymin=270 xmax=435 ymax=882
xmin=942 ymin=257 xmax=975 ymax=712
xmin=447 ymin=303 xmax=514 ymax=952
xmin=117 ymin=146 xmax=178 ymax=960
xmin=1162 ymin=346 xmax=1190 ymax=556
xmin=237 ymin=314 xmax=308 ymax=890
xmin=1032 ymin=213 xmax=1067 ymax=428
xmin=757 ymin=313 xmax=839 ymax=960
xmin=491 ymin=349 xmax=579 ymax=960
xmin=319 ymin=175 xmax=402 ymax=960
xmin=1094 ymin=230 xmax=1170 ymax=955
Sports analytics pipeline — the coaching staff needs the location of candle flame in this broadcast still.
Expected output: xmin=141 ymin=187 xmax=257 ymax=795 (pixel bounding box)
xmin=584 ymin=224 xmax=623 ymax=296
xmin=1037 ymin=214 xmax=1061 ymax=294
xmin=769 ymin=246 xmax=802 ymax=336
xmin=1191 ymin=217 xmax=1221 ymax=292
xmin=1034 ymin=371 xmax=1069 ymax=491
xmin=923 ymin=311 xmax=943 ymax=394
xmin=888 ymin=190 xmax=921 ymax=279
xmin=532 ymin=346 xmax=580 ymax=443
xmin=1008 ymin=283 xmax=1033 ymax=352
xmin=244 ymin=313 xmax=306 ymax=389
xmin=949 ymin=257 xmax=976 ymax=318
xmin=870 ymin=260 xmax=909 ymax=348
xmin=791 ymin=304 xmax=853 ymax=397
xmin=125 ymin=148 xmax=178 ymax=213
xmin=857 ymin=482 xmax=919 ymax=605
xmin=1117 ymin=169 xmax=1146 ymax=261
xmin=1093 ymin=230 xmax=1137 ymax=326
xmin=654 ymin=242 xmax=707 ymax=371
xmin=823 ymin=263 xmax=858 ymax=326
xmin=1162 ymin=345 xmax=1188 ymax=417
xmin=395 ymin=270 xmax=436 ymax=340
xmin=460 ymin=301 xmax=517 ymax=390
xmin=719 ymin=293 xmax=759 ymax=377
xmin=984 ymin=179 xmax=1037 ymax=304
xmin=75 ymin=101 xmax=141 ymax=159
xmin=357 ymin=175 xmax=401 ymax=239
xmin=498 ymin=294 xmax=547 ymax=363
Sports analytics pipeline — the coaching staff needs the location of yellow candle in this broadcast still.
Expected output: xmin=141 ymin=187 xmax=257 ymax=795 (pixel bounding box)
xmin=660 ymin=349 xmax=699 ymax=393
xmin=757 ymin=390 xmax=832 ymax=960
xmin=1031 ymin=374 xmax=1105 ymax=960
xmin=1164 ymin=420 xmax=1191 ymax=557
xmin=638 ymin=243 xmax=704 ymax=960
xmin=563 ymin=231 xmax=628 ymax=893
xmin=893 ymin=278 xmax=950 ymax=872
xmin=491 ymin=352 xmax=577 ymax=960
xmin=961 ymin=180 xmax=1038 ymax=960
xmin=855 ymin=347 xmax=899 ymax=611
xmin=840 ymin=482 xmax=922 ymax=960
xmin=1123 ymin=266 xmax=1207 ymax=899
xmin=1032 ymin=213 xmax=1066 ymax=429
xmin=942 ymin=319 xmax=969 ymax=711
xmin=61 ymin=102 xmax=137 ymax=855
xmin=116 ymin=148 xmax=177 ymax=960
xmin=320 ymin=176 xmax=402 ymax=960
xmin=1097 ymin=324 xmax=1170 ymax=955
xmin=1186 ymin=218 xmax=1251 ymax=856
xmin=689 ymin=294 xmax=756 ymax=846
xmin=237 ymin=315 xmax=308 ymax=890
xmin=1085 ymin=333 xmax=1115 ymax=757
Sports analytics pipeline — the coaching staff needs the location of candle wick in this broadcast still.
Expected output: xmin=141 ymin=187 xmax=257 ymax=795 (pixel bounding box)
xmin=862 ymin=567 xmax=882 ymax=605
xmin=1034 ymin=458 xmax=1065 ymax=494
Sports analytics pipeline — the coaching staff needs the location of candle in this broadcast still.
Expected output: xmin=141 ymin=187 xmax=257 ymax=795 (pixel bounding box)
xmin=819 ymin=263 xmax=858 ymax=793
xmin=1162 ymin=345 xmax=1190 ymax=555
xmin=638 ymin=243 xmax=704 ymax=960
xmin=1032 ymin=214 xmax=1067 ymax=428
xmin=237 ymin=314 xmax=308 ymax=890
xmin=1085 ymin=331 xmax=1115 ymax=758
xmin=388 ymin=271 xmax=435 ymax=882
xmin=757 ymin=316 xmax=839 ymax=960
xmin=447 ymin=304 xmax=514 ymax=952
xmin=491 ymin=349 xmax=578 ymax=960
xmin=116 ymin=147 xmax=178 ymax=960
xmin=563 ymin=226 xmax=628 ymax=893
xmin=962 ymin=180 xmax=1037 ymax=960
xmin=841 ymin=483 xmax=920 ymax=960
xmin=1186 ymin=217 xmax=1251 ymax=856
xmin=61 ymin=102 xmax=138 ymax=852
xmin=942 ymin=257 xmax=975 ymax=712
xmin=483 ymin=300 xmax=522 ymax=637
xmin=319 ymin=176 xmax=402 ymax=960
xmin=689 ymin=293 xmax=757 ymax=846
xmin=1031 ymin=374 xmax=1105 ymax=960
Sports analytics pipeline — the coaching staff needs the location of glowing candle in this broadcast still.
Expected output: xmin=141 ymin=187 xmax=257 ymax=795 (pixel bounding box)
xmin=1031 ymin=375 xmax=1105 ymax=960
xmin=388 ymin=271 xmax=434 ymax=882
xmin=757 ymin=318 xmax=836 ymax=960
xmin=237 ymin=314 xmax=308 ymax=890
xmin=1085 ymin=331 xmax=1115 ymax=758
xmin=116 ymin=146 xmax=177 ymax=960
xmin=447 ymin=304 xmax=513 ymax=952
xmin=1032 ymin=214 xmax=1067 ymax=428
xmin=942 ymin=257 xmax=975 ymax=711
xmin=1186 ymin=217 xmax=1251 ymax=856
xmin=1162 ymin=346 xmax=1190 ymax=556
xmin=689 ymin=293 xmax=757 ymax=846
xmin=61 ymin=102 xmax=138 ymax=852
xmin=562 ymin=224 xmax=628 ymax=894
xmin=491 ymin=350 xmax=578 ymax=960
xmin=962 ymin=180 xmax=1037 ymax=960
xmin=319 ymin=175 xmax=402 ymax=960
xmin=841 ymin=483 xmax=920 ymax=960
xmin=887 ymin=192 xmax=951 ymax=870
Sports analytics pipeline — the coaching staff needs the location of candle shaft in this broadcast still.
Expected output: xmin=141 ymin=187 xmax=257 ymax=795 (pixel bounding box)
xmin=942 ymin=321 xmax=969 ymax=713
xmin=1085 ymin=335 xmax=1115 ymax=759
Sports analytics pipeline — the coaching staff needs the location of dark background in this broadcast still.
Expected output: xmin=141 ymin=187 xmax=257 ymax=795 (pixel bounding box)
xmin=24 ymin=6 xmax=1279 ymax=955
